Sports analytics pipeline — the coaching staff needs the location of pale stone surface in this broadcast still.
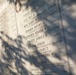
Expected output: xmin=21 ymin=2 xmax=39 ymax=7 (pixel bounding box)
xmin=0 ymin=0 xmax=76 ymax=75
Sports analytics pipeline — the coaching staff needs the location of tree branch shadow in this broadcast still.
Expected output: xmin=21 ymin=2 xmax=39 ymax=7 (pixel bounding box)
xmin=0 ymin=0 xmax=76 ymax=75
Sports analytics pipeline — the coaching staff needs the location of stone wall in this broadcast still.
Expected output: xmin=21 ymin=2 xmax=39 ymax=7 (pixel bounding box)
xmin=0 ymin=0 xmax=76 ymax=75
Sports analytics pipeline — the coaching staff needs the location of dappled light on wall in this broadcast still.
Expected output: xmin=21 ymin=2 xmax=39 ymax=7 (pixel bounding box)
xmin=0 ymin=0 xmax=76 ymax=75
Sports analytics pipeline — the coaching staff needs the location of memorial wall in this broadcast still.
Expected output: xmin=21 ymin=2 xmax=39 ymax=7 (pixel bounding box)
xmin=0 ymin=0 xmax=76 ymax=75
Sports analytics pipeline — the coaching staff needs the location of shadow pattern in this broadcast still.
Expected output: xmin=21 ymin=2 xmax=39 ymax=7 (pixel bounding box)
xmin=0 ymin=0 xmax=76 ymax=75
